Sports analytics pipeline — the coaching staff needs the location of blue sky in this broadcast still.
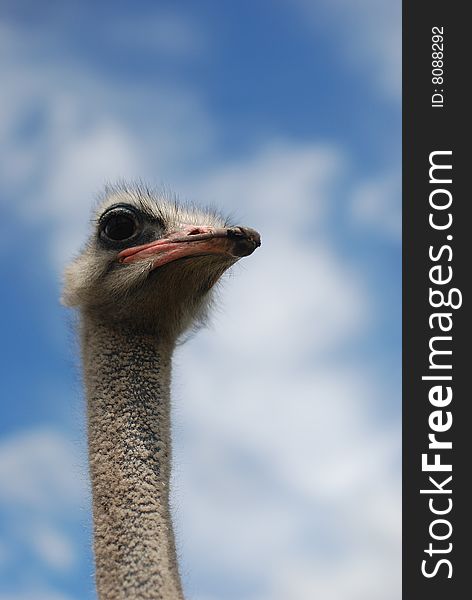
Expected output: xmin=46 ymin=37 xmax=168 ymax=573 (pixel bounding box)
xmin=0 ymin=2 xmax=401 ymax=599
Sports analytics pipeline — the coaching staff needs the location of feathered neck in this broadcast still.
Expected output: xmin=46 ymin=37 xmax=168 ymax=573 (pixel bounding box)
xmin=81 ymin=316 xmax=184 ymax=600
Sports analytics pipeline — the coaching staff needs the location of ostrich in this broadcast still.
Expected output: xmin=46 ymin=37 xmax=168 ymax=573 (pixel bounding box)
xmin=63 ymin=184 xmax=261 ymax=600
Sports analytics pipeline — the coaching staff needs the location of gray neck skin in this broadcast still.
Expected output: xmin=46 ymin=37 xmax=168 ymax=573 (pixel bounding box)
xmin=81 ymin=316 xmax=184 ymax=600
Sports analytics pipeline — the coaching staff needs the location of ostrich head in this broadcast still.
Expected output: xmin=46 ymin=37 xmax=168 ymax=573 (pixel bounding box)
xmin=63 ymin=184 xmax=261 ymax=340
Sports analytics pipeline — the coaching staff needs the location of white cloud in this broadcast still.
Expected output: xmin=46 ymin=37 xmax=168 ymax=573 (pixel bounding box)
xmin=30 ymin=524 xmax=77 ymax=572
xmin=351 ymin=172 xmax=401 ymax=239
xmin=293 ymin=0 xmax=401 ymax=100
xmin=184 ymin=141 xmax=344 ymax=231
xmin=169 ymin=142 xmax=399 ymax=600
xmin=0 ymin=429 xmax=86 ymax=511
xmin=173 ymin=356 xmax=400 ymax=599
xmin=0 ymin=429 xmax=88 ymax=586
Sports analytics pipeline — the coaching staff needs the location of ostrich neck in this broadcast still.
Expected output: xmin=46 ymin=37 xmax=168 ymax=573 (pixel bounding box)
xmin=81 ymin=316 xmax=184 ymax=600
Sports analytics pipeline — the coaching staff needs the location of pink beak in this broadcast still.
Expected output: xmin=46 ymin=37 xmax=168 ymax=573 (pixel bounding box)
xmin=117 ymin=225 xmax=261 ymax=269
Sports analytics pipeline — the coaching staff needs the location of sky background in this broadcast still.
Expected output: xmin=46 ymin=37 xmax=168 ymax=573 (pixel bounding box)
xmin=0 ymin=1 xmax=401 ymax=599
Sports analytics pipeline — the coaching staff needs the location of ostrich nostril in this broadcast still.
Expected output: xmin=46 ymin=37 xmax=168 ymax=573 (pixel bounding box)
xmin=226 ymin=227 xmax=245 ymax=239
xmin=228 ymin=227 xmax=261 ymax=246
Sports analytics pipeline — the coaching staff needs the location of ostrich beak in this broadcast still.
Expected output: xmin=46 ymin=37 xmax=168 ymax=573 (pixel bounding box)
xmin=117 ymin=226 xmax=261 ymax=269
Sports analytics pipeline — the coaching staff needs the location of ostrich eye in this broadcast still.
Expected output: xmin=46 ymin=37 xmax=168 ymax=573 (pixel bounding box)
xmin=99 ymin=207 xmax=140 ymax=243
xmin=104 ymin=215 xmax=136 ymax=241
